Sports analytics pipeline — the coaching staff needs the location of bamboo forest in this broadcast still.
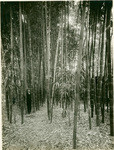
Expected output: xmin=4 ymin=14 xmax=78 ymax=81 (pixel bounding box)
xmin=1 ymin=0 xmax=113 ymax=150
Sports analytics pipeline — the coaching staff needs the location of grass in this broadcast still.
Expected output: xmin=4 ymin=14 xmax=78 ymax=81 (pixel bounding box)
xmin=2 ymin=102 xmax=114 ymax=150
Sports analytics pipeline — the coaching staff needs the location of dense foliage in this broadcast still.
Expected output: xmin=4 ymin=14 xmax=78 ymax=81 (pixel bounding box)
xmin=1 ymin=1 xmax=113 ymax=149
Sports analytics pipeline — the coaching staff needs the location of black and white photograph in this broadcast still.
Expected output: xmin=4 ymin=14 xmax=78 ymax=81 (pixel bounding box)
xmin=1 ymin=0 xmax=114 ymax=150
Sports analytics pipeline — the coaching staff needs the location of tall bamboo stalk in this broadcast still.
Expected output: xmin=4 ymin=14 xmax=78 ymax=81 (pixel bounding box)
xmin=9 ymin=5 xmax=13 ymax=123
xmin=73 ymin=3 xmax=85 ymax=149
xmin=28 ymin=18 xmax=34 ymax=113
xmin=61 ymin=9 xmax=64 ymax=109
xmin=23 ymin=4 xmax=27 ymax=114
xmin=50 ymin=28 xmax=61 ymax=123
xmin=45 ymin=2 xmax=51 ymax=120
xmin=100 ymin=7 xmax=106 ymax=123
xmin=19 ymin=2 xmax=24 ymax=124
xmin=106 ymin=2 xmax=113 ymax=136
xmin=87 ymin=8 xmax=91 ymax=130
xmin=42 ymin=2 xmax=46 ymax=107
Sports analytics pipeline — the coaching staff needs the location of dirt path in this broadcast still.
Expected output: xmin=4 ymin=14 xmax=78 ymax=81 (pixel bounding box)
xmin=2 ymin=103 xmax=114 ymax=150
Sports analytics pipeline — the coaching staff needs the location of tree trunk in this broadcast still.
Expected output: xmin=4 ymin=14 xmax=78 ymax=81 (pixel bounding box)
xmin=100 ymin=8 xmax=106 ymax=123
xmin=45 ymin=2 xmax=51 ymax=120
xmin=28 ymin=18 xmax=34 ymax=113
xmin=6 ymin=90 xmax=9 ymax=121
xmin=90 ymin=21 xmax=96 ymax=118
xmin=23 ymin=5 xmax=27 ymax=114
xmin=87 ymin=13 xmax=92 ymax=130
xmin=38 ymin=49 xmax=41 ymax=109
xmin=50 ymin=28 xmax=61 ymax=123
xmin=61 ymin=9 xmax=64 ymax=110
xmin=96 ymin=25 xmax=101 ymax=126
xmin=9 ymin=5 xmax=13 ymax=123
xmin=73 ymin=4 xmax=85 ymax=149
xmin=42 ymin=3 xmax=46 ymax=106
xmin=101 ymin=76 xmax=105 ymax=123
xmin=106 ymin=2 xmax=113 ymax=136
xmin=19 ymin=2 xmax=24 ymax=124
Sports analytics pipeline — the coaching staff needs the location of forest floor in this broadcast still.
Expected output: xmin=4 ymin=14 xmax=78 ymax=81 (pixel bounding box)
xmin=2 ymin=102 xmax=114 ymax=150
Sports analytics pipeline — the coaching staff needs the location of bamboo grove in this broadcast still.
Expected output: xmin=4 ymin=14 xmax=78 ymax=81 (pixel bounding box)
xmin=1 ymin=1 xmax=113 ymax=149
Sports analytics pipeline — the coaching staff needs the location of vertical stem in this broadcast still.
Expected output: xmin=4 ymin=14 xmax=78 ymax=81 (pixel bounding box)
xmin=19 ymin=2 xmax=24 ymax=124
xmin=100 ymin=8 xmax=106 ymax=123
xmin=106 ymin=3 xmax=113 ymax=136
xmin=28 ymin=18 xmax=33 ymax=113
xmin=73 ymin=4 xmax=85 ymax=149
xmin=45 ymin=2 xmax=51 ymax=120
xmin=87 ymin=10 xmax=92 ymax=130
xmin=10 ymin=4 xmax=13 ymax=124
xmin=50 ymin=28 xmax=61 ymax=123
xmin=96 ymin=24 xmax=101 ymax=126
xmin=23 ymin=5 xmax=27 ymax=114
xmin=61 ymin=9 xmax=64 ymax=109
xmin=42 ymin=3 xmax=46 ymax=107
